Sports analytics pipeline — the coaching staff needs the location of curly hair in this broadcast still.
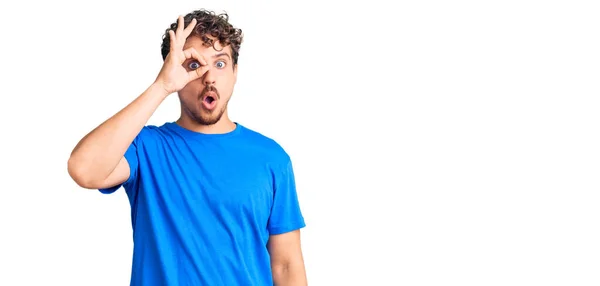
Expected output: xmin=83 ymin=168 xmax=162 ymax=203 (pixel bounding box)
xmin=160 ymin=9 xmax=243 ymax=66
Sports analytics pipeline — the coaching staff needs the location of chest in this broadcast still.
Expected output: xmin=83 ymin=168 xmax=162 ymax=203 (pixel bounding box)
xmin=139 ymin=144 xmax=275 ymax=217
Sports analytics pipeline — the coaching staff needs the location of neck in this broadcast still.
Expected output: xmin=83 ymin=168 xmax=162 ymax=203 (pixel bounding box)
xmin=175 ymin=114 xmax=237 ymax=134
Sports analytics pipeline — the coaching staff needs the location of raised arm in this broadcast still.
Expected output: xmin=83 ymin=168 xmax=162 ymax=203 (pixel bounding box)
xmin=67 ymin=83 xmax=168 ymax=189
xmin=67 ymin=16 xmax=208 ymax=189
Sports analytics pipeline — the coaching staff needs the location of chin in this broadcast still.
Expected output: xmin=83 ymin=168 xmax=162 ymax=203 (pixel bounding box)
xmin=196 ymin=117 xmax=220 ymax=126
xmin=194 ymin=109 xmax=225 ymax=126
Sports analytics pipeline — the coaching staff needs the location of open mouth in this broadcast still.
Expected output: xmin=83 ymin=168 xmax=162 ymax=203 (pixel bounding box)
xmin=200 ymin=86 xmax=219 ymax=110
xmin=201 ymin=92 xmax=218 ymax=110
xmin=204 ymin=95 xmax=215 ymax=104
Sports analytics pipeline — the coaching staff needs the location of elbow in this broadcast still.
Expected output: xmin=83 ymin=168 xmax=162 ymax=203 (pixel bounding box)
xmin=271 ymin=262 xmax=290 ymax=279
xmin=271 ymin=263 xmax=289 ymax=285
xmin=271 ymin=260 xmax=307 ymax=286
xmin=67 ymin=156 xmax=99 ymax=189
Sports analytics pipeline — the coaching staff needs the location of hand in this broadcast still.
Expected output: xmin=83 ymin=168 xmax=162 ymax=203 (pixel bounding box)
xmin=154 ymin=16 xmax=208 ymax=94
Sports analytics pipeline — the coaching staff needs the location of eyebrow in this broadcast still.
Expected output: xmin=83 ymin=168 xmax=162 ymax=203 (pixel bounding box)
xmin=213 ymin=52 xmax=231 ymax=59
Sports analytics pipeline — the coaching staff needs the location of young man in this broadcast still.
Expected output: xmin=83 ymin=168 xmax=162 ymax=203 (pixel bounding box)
xmin=67 ymin=9 xmax=307 ymax=286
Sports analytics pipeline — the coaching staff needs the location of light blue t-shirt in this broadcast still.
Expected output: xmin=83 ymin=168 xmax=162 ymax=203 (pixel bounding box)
xmin=99 ymin=122 xmax=306 ymax=286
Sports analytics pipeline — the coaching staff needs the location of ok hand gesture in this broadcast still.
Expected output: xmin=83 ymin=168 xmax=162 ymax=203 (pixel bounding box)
xmin=154 ymin=16 xmax=208 ymax=94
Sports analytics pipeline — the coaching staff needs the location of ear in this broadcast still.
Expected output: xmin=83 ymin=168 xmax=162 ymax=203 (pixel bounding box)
xmin=233 ymin=64 xmax=238 ymax=84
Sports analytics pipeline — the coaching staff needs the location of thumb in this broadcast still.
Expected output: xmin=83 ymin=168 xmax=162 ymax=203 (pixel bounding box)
xmin=189 ymin=65 xmax=209 ymax=81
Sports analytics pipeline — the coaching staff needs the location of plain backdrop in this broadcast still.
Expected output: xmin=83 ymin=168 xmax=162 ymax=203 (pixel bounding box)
xmin=1 ymin=0 xmax=599 ymax=285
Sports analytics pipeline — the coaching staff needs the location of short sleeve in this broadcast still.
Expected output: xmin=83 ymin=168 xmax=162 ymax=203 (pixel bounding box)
xmin=267 ymin=157 xmax=306 ymax=235
xmin=98 ymin=135 xmax=142 ymax=195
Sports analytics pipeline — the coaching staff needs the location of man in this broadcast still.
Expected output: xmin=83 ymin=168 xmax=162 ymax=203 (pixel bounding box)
xmin=67 ymin=9 xmax=307 ymax=286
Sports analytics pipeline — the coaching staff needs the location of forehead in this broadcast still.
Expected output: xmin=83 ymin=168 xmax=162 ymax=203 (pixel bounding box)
xmin=183 ymin=35 xmax=232 ymax=57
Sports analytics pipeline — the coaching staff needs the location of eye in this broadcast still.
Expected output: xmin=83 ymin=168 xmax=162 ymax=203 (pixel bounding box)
xmin=215 ymin=60 xmax=226 ymax=69
xmin=188 ymin=61 xmax=201 ymax=70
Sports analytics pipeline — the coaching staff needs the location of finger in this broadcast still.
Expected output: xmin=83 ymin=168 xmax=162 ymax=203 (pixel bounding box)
xmin=184 ymin=48 xmax=208 ymax=66
xmin=176 ymin=15 xmax=184 ymax=35
xmin=168 ymin=30 xmax=176 ymax=51
xmin=189 ymin=64 xmax=209 ymax=80
xmin=183 ymin=18 xmax=197 ymax=38
xmin=184 ymin=48 xmax=209 ymax=79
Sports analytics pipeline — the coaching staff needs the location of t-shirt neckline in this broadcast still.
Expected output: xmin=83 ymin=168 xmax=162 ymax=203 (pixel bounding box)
xmin=165 ymin=121 xmax=243 ymax=139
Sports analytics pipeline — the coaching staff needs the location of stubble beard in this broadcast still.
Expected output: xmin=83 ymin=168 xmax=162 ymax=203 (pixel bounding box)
xmin=195 ymin=84 xmax=228 ymax=126
xmin=194 ymin=102 xmax=228 ymax=125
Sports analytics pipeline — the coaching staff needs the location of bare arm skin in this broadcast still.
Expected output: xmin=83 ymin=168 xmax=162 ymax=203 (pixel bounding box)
xmin=268 ymin=230 xmax=308 ymax=286
xmin=68 ymin=16 xmax=208 ymax=189
xmin=67 ymin=84 xmax=169 ymax=189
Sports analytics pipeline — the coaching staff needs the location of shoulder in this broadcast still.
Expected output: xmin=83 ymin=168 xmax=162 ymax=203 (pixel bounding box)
xmin=131 ymin=122 xmax=181 ymax=146
xmin=238 ymin=124 xmax=291 ymax=164
xmin=141 ymin=122 xmax=178 ymax=135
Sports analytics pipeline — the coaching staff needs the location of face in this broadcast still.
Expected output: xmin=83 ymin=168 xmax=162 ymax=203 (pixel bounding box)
xmin=178 ymin=36 xmax=237 ymax=125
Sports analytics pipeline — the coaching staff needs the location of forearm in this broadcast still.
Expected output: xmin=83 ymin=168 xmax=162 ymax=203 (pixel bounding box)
xmin=272 ymin=262 xmax=307 ymax=286
xmin=68 ymin=82 xmax=169 ymax=186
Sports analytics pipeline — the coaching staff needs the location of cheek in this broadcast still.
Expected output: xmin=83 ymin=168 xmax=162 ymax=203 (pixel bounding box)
xmin=216 ymin=72 xmax=233 ymax=82
xmin=181 ymin=80 xmax=203 ymax=92
xmin=178 ymin=87 xmax=201 ymax=103
xmin=216 ymin=74 xmax=235 ymax=89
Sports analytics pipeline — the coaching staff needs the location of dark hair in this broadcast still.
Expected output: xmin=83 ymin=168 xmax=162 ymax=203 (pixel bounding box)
xmin=160 ymin=9 xmax=243 ymax=66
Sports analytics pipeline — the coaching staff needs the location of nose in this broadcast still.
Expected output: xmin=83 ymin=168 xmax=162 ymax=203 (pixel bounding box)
xmin=203 ymin=68 xmax=216 ymax=86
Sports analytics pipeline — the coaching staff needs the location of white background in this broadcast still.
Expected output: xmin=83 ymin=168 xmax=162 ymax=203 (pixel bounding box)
xmin=1 ymin=0 xmax=599 ymax=285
